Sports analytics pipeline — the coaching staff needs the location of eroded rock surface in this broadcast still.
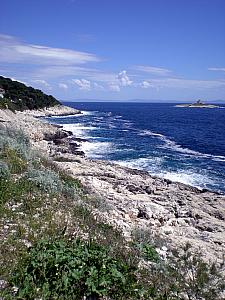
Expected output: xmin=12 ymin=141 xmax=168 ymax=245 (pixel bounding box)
xmin=1 ymin=107 xmax=224 ymax=262
xmin=56 ymin=156 xmax=225 ymax=261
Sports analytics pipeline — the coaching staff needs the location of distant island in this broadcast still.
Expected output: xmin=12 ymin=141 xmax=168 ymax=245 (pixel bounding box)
xmin=175 ymin=99 xmax=220 ymax=108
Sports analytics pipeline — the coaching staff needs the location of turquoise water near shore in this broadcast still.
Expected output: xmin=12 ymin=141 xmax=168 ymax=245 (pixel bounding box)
xmin=48 ymin=102 xmax=225 ymax=193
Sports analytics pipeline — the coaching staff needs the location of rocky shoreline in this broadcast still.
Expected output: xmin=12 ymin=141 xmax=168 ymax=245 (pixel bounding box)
xmin=0 ymin=105 xmax=224 ymax=263
xmin=20 ymin=104 xmax=81 ymax=117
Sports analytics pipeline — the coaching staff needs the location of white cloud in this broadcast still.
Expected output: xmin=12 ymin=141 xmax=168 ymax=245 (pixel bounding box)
xmin=88 ymin=72 xmax=117 ymax=83
xmin=0 ymin=34 xmax=101 ymax=65
xmin=108 ymin=83 xmax=120 ymax=92
xmin=146 ymin=78 xmax=225 ymax=89
xmin=93 ymin=82 xmax=105 ymax=90
xmin=34 ymin=66 xmax=94 ymax=79
xmin=140 ymin=80 xmax=151 ymax=88
xmin=72 ymin=79 xmax=91 ymax=90
xmin=58 ymin=83 xmax=68 ymax=90
xmin=134 ymin=65 xmax=172 ymax=76
xmin=208 ymin=67 xmax=225 ymax=72
xmin=117 ymin=70 xmax=132 ymax=86
xmin=32 ymin=66 xmax=118 ymax=83
xmin=32 ymin=79 xmax=51 ymax=88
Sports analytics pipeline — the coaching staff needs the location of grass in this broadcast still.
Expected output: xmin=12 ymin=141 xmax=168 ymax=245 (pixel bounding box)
xmin=0 ymin=125 xmax=224 ymax=299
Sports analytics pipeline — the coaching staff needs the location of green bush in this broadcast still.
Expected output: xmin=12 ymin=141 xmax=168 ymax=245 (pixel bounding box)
xmin=138 ymin=242 xmax=160 ymax=263
xmin=0 ymin=127 xmax=32 ymax=173
xmin=0 ymin=127 xmax=30 ymax=154
xmin=0 ymin=146 xmax=28 ymax=173
xmin=25 ymin=168 xmax=63 ymax=194
xmin=60 ymin=172 xmax=82 ymax=198
xmin=10 ymin=238 xmax=140 ymax=300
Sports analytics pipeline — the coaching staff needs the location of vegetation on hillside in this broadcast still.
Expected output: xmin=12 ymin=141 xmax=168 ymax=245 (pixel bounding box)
xmin=0 ymin=125 xmax=224 ymax=299
xmin=0 ymin=76 xmax=60 ymax=111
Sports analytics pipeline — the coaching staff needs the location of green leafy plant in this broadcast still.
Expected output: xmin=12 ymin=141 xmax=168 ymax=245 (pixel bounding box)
xmin=140 ymin=243 xmax=160 ymax=263
xmin=9 ymin=238 xmax=140 ymax=299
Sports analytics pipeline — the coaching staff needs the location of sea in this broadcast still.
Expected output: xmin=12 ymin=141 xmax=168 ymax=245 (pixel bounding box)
xmin=47 ymin=102 xmax=225 ymax=194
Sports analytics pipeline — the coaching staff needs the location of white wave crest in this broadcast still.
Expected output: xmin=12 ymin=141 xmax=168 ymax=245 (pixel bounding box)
xmin=48 ymin=110 xmax=94 ymax=119
xmin=138 ymin=129 xmax=225 ymax=161
xmin=62 ymin=123 xmax=98 ymax=137
xmin=116 ymin=157 xmax=164 ymax=173
xmin=49 ymin=114 xmax=80 ymax=119
xmin=116 ymin=157 xmax=215 ymax=190
xmin=81 ymin=141 xmax=113 ymax=158
xmin=139 ymin=130 xmax=165 ymax=139
xmin=157 ymin=170 xmax=214 ymax=190
xmin=80 ymin=110 xmax=96 ymax=116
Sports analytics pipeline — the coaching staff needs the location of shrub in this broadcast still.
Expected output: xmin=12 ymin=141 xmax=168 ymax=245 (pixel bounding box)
xmin=10 ymin=238 xmax=140 ymax=300
xmin=0 ymin=146 xmax=28 ymax=173
xmin=0 ymin=127 xmax=31 ymax=161
xmin=137 ymin=242 xmax=160 ymax=263
xmin=0 ymin=127 xmax=32 ymax=174
xmin=60 ymin=173 xmax=82 ymax=198
xmin=25 ymin=168 xmax=63 ymax=194
xmin=166 ymin=244 xmax=225 ymax=300
xmin=138 ymin=244 xmax=225 ymax=300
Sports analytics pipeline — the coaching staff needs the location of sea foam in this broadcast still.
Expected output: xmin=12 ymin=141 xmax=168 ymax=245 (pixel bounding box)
xmin=81 ymin=141 xmax=114 ymax=158
xmin=117 ymin=157 xmax=215 ymax=190
xmin=62 ymin=123 xmax=98 ymax=137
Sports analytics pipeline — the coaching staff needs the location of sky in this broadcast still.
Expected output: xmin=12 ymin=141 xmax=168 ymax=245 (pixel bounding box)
xmin=0 ymin=0 xmax=225 ymax=102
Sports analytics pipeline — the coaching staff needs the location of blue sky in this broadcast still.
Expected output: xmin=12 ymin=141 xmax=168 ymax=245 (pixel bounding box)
xmin=1 ymin=0 xmax=225 ymax=102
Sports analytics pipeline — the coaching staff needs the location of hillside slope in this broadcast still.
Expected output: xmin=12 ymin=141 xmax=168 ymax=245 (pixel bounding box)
xmin=0 ymin=120 xmax=224 ymax=299
xmin=0 ymin=76 xmax=60 ymax=111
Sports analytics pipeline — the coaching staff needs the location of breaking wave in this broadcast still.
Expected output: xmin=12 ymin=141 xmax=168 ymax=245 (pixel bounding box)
xmin=138 ymin=129 xmax=225 ymax=162
xmin=116 ymin=157 xmax=215 ymax=190
xmin=81 ymin=141 xmax=114 ymax=159
xmin=62 ymin=123 xmax=98 ymax=137
xmin=47 ymin=102 xmax=225 ymax=193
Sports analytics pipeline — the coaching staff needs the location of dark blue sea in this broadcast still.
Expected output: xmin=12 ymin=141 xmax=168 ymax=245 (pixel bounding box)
xmin=48 ymin=102 xmax=225 ymax=194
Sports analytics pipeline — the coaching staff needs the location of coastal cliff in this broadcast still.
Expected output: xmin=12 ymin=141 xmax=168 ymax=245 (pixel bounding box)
xmin=1 ymin=107 xmax=225 ymax=260
xmin=0 ymin=101 xmax=225 ymax=298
